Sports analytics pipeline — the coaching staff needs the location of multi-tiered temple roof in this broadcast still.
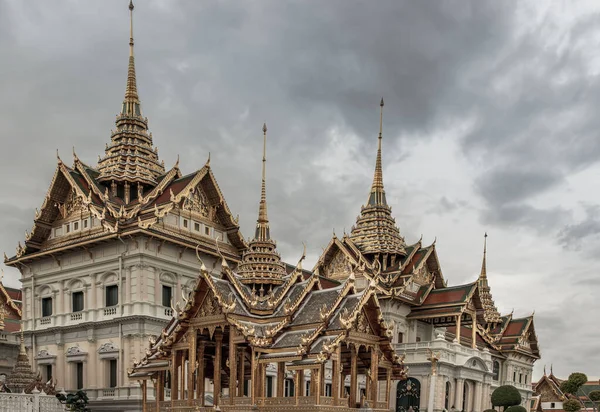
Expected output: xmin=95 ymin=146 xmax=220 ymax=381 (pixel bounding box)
xmin=5 ymin=1 xmax=246 ymax=268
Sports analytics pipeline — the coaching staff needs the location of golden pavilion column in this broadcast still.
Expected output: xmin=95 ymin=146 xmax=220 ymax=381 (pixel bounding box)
xmin=350 ymin=343 xmax=358 ymax=407
xmin=187 ymin=330 xmax=196 ymax=405
xmin=332 ymin=348 xmax=340 ymax=404
xmin=260 ymin=363 xmax=267 ymax=399
xmin=386 ymin=367 xmax=392 ymax=408
xmin=181 ymin=350 xmax=188 ymax=400
xmin=370 ymin=346 xmax=379 ymax=403
xmin=309 ymin=369 xmax=316 ymax=397
xmin=471 ymin=313 xmax=477 ymax=349
xmin=229 ymin=329 xmax=237 ymax=404
xmin=250 ymin=348 xmax=256 ymax=404
xmin=456 ymin=315 xmax=462 ymax=343
xmin=214 ymin=330 xmax=223 ymax=406
xmin=141 ymin=380 xmax=148 ymax=412
xmin=294 ymin=370 xmax=300 ymax=405
xmin=297 ymin=370 xmax=304 ymax=396
xmin=238 ymin=347 xmax=245 ymax=397
xmin=196 ymin=341 xmax=205 ymax=405
xmin=155 ymin=372 xmax=161 ymax=411
xmin=320 ymin=363 xmax=326 ymax=397
xmin=277 ymin=362 xmax=285 ymax=398
xmin=315 ymin=366 xmax=322 ymax=405
xmin=171 ymin=350 xmax=179 ymax=404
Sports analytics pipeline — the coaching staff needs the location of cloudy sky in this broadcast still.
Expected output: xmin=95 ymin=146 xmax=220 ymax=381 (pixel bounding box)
xmin=1 ymin=0 xmax=599 ymax=380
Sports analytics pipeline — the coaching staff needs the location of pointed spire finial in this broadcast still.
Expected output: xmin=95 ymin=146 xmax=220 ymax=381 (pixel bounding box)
xmin=255 ymin=123 xmax=270 ymax=240
xmin=129 ymin=0 xmax=135 ymax=54
xmin=550 ymin=364 xmax=553 ymax=376
xmin=480 ymin=232 xmax=488 ymax=279
xmin=368 ymin=98 xmax=386 ymax=206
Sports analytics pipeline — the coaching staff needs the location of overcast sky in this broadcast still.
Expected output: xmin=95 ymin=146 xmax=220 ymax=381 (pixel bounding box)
xmin=1 ymin=0 xmax=599 ymax=381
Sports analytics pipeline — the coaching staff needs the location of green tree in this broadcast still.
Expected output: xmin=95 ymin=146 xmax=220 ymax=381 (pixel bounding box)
xmin=560 ymin=372 xmax=598 ymax=412
xmin=56 ymin=390 xmax=90 ymax=412
xmin=506 ymin=406 xmax=527 ymax=412
xmin=563 ymin=399 xmax=582 ymax=412
xmin=491 ymin=385 xmax=522 ymax=411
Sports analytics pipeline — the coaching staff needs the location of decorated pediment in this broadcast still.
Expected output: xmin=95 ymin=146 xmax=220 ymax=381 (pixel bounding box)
xmin=352 ymin=310 xmax=374 ymax=335
xmin=197 ymin=292 xmax=223 ymax=318
xmin=56 ymin=190 xmax=86 ymax=220
xmin=182 ymin=187 xmax=210 ymax=217
xmin=324 ymin=250 xmax=352 ymax=279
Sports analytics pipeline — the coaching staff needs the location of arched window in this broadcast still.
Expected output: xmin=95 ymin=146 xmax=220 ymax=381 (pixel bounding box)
xmin=493 ymin=360 xmax=500 ymax=381
xmin=396 ymin=378 xmax=421 ymax=412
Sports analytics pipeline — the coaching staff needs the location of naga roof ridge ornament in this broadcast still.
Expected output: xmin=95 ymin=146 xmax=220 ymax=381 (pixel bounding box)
xmin=236 ymin=123 xmax=286 ymax=287
xmin=349 ymin=98 xmax=406 ymax=261
xmin=97 ymin=0 xmax=165 ymax=188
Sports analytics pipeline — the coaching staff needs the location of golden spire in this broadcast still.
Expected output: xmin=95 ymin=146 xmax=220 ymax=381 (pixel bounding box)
xmin=368 ymin=98 xmax=386 ymax=206
xmin=480 ymin=232 xmax=488 ymax=279
xmin=97 ymin=0 xmax=165 ymax=187
xmin=124 ymin=0 xmax=139 ymax=108
xmin=256 ymin=123 xmax=270 ymax=240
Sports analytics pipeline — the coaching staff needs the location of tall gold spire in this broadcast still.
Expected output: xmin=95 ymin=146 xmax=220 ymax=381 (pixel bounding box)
xmin=480 ymin=232 xmax=488 ymax=279
xmin=369 ymin=98 xmax=386 ymax=206
xmin=237 ymin=123 xmax=286 ymax=287
xmin=256 ymin=123 xmax=269 ymax=238
xmin=97 ymin=0 xmax=165 ymax=188
xmin=350 ymin=99 xmax=406 ymax=260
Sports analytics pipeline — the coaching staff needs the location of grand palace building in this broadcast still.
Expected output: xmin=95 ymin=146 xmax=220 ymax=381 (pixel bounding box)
xmin=3 ymin=2 xmax=540 ymax=412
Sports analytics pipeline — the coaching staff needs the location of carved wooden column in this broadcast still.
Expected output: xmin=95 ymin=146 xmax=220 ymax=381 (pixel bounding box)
xmin=471 ymin=313 xmax=477 ymax=349
xmin=277 ymin=362 xmax=285 ymax=398
xmin=386 ymin=367 xmax=392 ymax=409
xmin=187 ymin=330 xmax=196 ymax=405
xmin=350 ymin=344 xmax=358 ymax=408
xmin=456 ymin=315 xmax=462 ymax=343
xmin=315 ymin=366 xmax=321 ymax=405
xmin=238 ymin=347 xmax=245 ymax=397
xmin=297 ymin=370 xmax=304 ymax=396
xmin=332 ymin=350 xmax=340 ymax=404
xmin=370 ymin=346 xmax=379 ymax=403
xmin=142 ymin=380 xmax=148 ymax=412
xmin=260 ymin=363 xmax=267 ymax=399
xmin=294 ymin=370 xmax=300 ymax=405
xmin=155 ymin=372 xmax=161 ymax=411
xmin=197 ymin=341 xmax=205 ymax=405
xmin=309 ymin=369 xmax=316 ymax=397
xmin=251 ymin=348 xmax=256 ymax=405
xmin=229 ymin=330 xmax=237 ymax=404
xmin=214 ymin=331 xmax=223 ymax=406
xmin=171 ymin=350 xmax=179 ymax=405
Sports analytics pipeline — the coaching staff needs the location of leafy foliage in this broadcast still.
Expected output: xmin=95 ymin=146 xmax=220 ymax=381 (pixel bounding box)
xmin=560 ymin=373 xmax=588 ymax=396
xmin=589 ymin=390 xmax=600 ymax=402
xmin=491 ymin=385 xmax=522 ymax=408
xmin=563 ymin=399 xmax=582 ymax=412
xmin=505 ymin=406 xmax=527 ymax=412
xmin=56 ymin=390 xmax=90 ymax=412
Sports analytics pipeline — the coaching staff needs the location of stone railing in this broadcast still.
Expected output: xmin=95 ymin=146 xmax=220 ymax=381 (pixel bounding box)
xmin=0 ymin=390 xmax=64 ymax=412
xmin=103 ymin=306 xmax=117 ymax=316
xmin=394 ymin=338 xmax=493 ymax=369
xmin=164 ymin=308 xmax=173 ymax=317
xmin=70 ymin=312 xmax=83 ymax=321
xmin=39 ymin=316 xmax=52 ymax=326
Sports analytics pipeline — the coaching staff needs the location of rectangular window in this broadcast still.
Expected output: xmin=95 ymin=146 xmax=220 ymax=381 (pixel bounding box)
xmin=72 ymin=291 xmax=84 ymax=312
xmin=551 ymin=403 xmax=555 ymax=409
xmin=45 ymin=365 xmax=53 ymax=382
xmin=513 ymin=371 xmax=516 ymax=382
xmin=83 ymin=219 xmax=88 ymax=229
xmin=65 ymin=223 xmax=71 ymax=234
xmin=41 ymin=297 xmax=52 ymax=317
xmin=106 ymin=285 xmax=118 ymax=307
xmin=416 ymin=336 xmax=421 ymax=342
xmin=325 ymin=383 xmax=332 ymax=397
xmin=266 ymin=376 xmax=273 ymax=397
xmin=284 ymin=378 xmax=295 ymax=397
xmin=306 ymin=380 xmax=310 ymax=396
xmin=76 ymin=362 xmax=84 ymax=389
xmin=109 ymin=359 xmax=117 ymax=388
xmin=162 ymin=285 xmax=172 ymax=307
xmin=194 ymin=222 xmax=200 ymax=231
xmin=73 ymin=221 xmax=79 ymax=231
xmin=205 ymin=226 xmax=210 ymax=236
xmin=183 ymin=219 xmax=188 ymax=229
xmin=519 ymin=373 xmax=522 ymax=383
xmin=397 ymin=332 xmax=404 ymax=343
